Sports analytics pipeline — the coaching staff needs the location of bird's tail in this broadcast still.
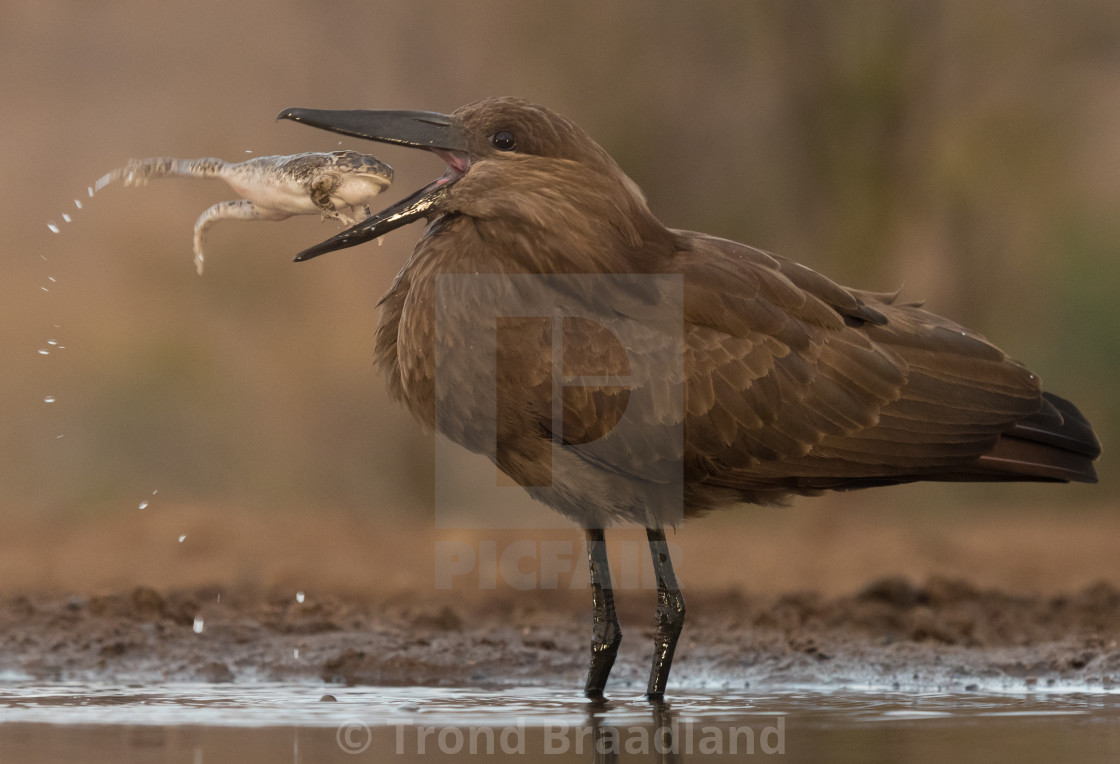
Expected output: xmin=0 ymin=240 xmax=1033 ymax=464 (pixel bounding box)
xmin=965 ymin=392 xmax=1100 ymax=483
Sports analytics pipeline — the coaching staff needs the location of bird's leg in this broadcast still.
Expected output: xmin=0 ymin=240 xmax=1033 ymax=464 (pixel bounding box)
xmin=646 ymin=527 xmax=685 ymax=701
xmin=584 ymin=528 xmax=622 ymax=699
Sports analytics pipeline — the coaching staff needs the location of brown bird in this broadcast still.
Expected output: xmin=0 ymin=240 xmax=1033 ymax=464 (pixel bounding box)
xmin=277 ymin=97 xmax=1100 ymax=700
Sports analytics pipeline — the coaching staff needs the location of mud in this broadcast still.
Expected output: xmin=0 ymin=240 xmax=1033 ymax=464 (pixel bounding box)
xmin=4 ymin=577 xmax=1119 ymax=694
xmin=3 ymin=498 xmax=1117 ymax=694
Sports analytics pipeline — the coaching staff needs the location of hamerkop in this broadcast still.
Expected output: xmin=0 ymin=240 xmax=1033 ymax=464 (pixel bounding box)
xmin=278 ymin=97 xmax=1100 ymax=700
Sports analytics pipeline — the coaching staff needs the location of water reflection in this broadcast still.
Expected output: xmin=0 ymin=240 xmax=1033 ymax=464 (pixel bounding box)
xmin=586 ymin=700 xmax=685 ymax=763
xmin=1 ymin=683 xmax=1119 ymax=763
xmin=583 ymin=698 xmax=787 ymax=762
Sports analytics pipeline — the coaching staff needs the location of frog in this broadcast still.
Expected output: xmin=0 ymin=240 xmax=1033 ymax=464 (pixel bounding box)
xmin=106 ymin=151 xmax=393 ymax=274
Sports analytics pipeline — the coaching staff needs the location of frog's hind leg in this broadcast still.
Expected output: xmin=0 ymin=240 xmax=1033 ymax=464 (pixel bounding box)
xmin=117 ymin=157 xmax=230 ymax=187
xmin=193 ymin=199 xmax=290 ymax=275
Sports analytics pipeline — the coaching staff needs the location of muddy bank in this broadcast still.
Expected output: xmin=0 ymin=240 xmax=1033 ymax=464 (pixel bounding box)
xmin=4 ymin=578 xmax=1119 ymax=694
xmin=4 ymin=500 xmax=1117 ymax=693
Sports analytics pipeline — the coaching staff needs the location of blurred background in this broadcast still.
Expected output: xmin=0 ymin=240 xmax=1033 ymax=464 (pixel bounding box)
xmin=1 ymin=0 xmax=1116 ymax=596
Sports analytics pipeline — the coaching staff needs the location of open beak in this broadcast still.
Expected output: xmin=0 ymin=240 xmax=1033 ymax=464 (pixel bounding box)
xmin=277 ymin=108 xmax=468 ymax=261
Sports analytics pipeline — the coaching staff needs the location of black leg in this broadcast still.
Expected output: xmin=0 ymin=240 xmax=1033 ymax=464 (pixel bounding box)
xmin=646 ymin=527 xmax=686 ymax=700
xmin=584 ymin=528 xmax=622 ymax=699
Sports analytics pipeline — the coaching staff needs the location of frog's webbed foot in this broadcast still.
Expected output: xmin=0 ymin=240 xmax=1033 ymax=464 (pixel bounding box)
xmin=309 ymin=173 xmax=343 ymax=222
xmin=192 ymin=199 xmax=278 ymax=276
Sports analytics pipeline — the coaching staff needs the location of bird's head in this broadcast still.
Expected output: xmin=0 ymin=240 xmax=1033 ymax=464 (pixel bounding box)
xmin=278 ymin=97 xmax=649 ymax=261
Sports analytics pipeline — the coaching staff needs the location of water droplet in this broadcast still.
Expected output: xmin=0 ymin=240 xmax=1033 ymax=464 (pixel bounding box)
xmin=296 ymin=592 xmax=305 ymax=604
xmin=87 ymin=186 xmax=94 ymax=197
xmin=48 ymin=276 xmax=57 ymax=283
xmin=74 ymin=199 xmax=83 ymax=209
xmin=94 ymin=173 xmax=111 ymax=192
xmin=47 ymin=223 xmax=60 ymax=234
xmin=293 ymin=648 xmax=300 ymax=659
xmin=216 ymin=592 xmax=221 ymax=603
xmin=56 ymin=434 xmax=64 ymax=439
xmin=139 ymin=500 xmax=149 ymax=510
xmin=43 ymin=395 xmax=56 ymax=403
xmin=192 ymin=617 xmax=204 ymax=634
xmin=40 ymin=286 xmax=49 ymax=292
xmin=62 ymin=213 xmax=72 ymax=223
xmin=47 ymin=339 xmax=58 ymax=346
xmin=178 ymin=534 xmax=187 ymax=543
xmin=38 ymin=349 xmax=49 ymax=355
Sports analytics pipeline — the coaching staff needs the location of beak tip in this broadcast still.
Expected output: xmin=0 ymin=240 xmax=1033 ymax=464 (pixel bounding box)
xmin=277 ymin=108 xmax=313 ymax=123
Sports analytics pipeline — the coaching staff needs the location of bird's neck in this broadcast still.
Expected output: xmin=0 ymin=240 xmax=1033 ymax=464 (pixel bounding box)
xmin=437 ymin=159 xmax=677 ymax=274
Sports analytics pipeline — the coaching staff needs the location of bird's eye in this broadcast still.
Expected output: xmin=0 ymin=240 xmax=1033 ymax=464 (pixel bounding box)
xmin=490 ymin=131 xmax=517 ymax=151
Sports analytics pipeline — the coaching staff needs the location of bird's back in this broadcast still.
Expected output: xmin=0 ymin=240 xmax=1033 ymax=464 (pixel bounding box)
xmin=675 ymin=232 xmax=1099 ymax=509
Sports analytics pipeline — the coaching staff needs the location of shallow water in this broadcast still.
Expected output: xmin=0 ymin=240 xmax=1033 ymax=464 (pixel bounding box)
xmin=1 ymin=683 xmax=1119 ymax=762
